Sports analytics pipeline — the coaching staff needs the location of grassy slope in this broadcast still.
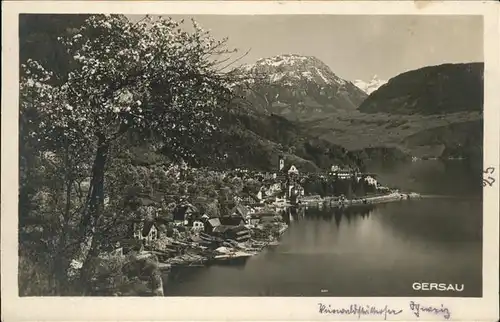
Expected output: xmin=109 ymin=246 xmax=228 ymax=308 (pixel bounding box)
xmin=304 ymin=110 xmax=482 ymax=154
xmin=300 ymin=63 xmax=483 ymax=159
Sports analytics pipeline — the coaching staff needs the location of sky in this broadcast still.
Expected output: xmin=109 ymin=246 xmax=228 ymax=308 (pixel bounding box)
xmin=128 ymin=15 xmax=483 ymax=82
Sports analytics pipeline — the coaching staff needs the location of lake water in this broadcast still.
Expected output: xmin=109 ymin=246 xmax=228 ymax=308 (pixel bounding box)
xmin=163 ymin=160 xmax=483 ymax=297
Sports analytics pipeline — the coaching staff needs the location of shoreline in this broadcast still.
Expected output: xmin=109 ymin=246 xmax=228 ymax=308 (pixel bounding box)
xmin=299 ymin=191 xmax=422 ymax=209
xmin=152 ymin=220 xmax=290 ymax=272
xmin=103 ymin=190 xmax=427 ymax=295
xmin=159 ymin=192 xmax=421 ymax=270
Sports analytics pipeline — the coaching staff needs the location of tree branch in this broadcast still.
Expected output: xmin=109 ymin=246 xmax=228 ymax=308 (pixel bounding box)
xmin=215 ymin=48 xmax=251 ymax=72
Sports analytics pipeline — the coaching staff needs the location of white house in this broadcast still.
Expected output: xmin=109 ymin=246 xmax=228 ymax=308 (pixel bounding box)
xmin=288 ymin=185 xmax=305 ymax=197
xmin=365 ymin=175 xmax=378 ymax=186
xmin=132 ymin=221 xmax=144 ymax=240
xmin=288 ymin=165 xmax=299 ymax=175
xmin=331 ymin=164 xmax=341 ymax=172
xmin=191 ymin=221 xmax=205 ymax=234
xmin=132 ymin=221 xmax=160 ymax=245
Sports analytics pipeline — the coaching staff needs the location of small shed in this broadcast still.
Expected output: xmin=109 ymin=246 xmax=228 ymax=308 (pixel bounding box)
xmin=220 ymin=204 xmax=249 ymax=226
xmin=204 ymin=217 xmax=222 ymax=234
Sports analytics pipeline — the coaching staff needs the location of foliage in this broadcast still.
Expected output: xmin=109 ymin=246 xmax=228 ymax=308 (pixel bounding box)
xmin=21 ymin=14 xmax=235 ymax=165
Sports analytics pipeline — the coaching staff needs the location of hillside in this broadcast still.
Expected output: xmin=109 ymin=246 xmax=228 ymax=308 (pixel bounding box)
xmin=126 ymin=110 xmax=366 ymax=172
xmin=150 ymin=110 xmax=365 ymax=172
xmin=304 ymin=63 xmax=483 ymax=163
xmin=303 ymin=110 xmax=482 ymax=151
xmin=358 ymin=63 xmax=483 ymax=115
xmin=402 ymin=120 xmax=483 ymax=161
xmin=230 ymin=54 xmax=367 ymax=121
xmin=229 ymin=58 xmax=483 ymax=164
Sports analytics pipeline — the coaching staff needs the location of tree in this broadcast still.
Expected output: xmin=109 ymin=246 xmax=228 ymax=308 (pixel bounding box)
xmin=20 ymin=14 xmax=237 ymax=293
xmin=19 ymin=15 xmax=99 ymax=295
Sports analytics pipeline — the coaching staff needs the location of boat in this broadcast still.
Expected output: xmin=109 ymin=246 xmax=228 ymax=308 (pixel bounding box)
xmin=213 ymin=251 xmax=254 ymax=260
xmin=208 ymin=252 xmax=254 ymax=266
xmin=267 ymin=240 xmax=280 ymax=247
xmin=209 ymin=250 xmax=255 ymax=266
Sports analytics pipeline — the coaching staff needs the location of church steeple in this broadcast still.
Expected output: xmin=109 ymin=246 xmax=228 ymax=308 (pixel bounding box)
xmin=278 ymin=155 xmax=285 ymax=172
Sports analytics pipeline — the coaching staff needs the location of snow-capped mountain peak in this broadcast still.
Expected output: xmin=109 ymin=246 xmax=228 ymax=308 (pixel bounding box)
xmin=234 ymin=54 xmax=347 ymax=86
xmin=229 ymin=54 xmax=368 ymax=119
xmin=354 ymin=75 xmax=387 ymax=94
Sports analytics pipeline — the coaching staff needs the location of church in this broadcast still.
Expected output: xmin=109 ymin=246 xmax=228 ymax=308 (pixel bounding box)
xmin=275 ymin=155 xmax=304 ymax=202
xmin=275 ymin=155 xmax=300 ymax=181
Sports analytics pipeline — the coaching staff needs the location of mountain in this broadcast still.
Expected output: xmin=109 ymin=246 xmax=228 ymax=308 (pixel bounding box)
xmin=358 ymin=63 xmax=484 ymax=115
xmin=353 ymin=75 xmax=387 ymax=94
xmin=230 ymin=54 xmax=367 ymax=121
xmin=304 ymin=62 xmax=483 ymax=164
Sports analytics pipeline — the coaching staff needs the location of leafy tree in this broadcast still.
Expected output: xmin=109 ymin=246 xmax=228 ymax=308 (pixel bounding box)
xmin=20 ymin=14 xmax=236 ymax=293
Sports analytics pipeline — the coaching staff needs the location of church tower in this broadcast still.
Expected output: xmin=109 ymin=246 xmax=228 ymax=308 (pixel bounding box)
xmin=278 ymin=155 xmax=285 ymax=172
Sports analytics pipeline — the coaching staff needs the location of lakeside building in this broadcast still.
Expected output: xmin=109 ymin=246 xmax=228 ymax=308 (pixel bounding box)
xmin=273 ymin=156 xmax=305 ymax=203
xmin=130 ymin=219 xmax=161 ymax=246
xmin=365 ymin=175 xmax=378 ymax=187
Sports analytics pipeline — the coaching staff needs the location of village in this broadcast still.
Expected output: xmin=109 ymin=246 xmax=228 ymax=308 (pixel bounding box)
xmin=80 ymin=156 xmax=421 ymax=295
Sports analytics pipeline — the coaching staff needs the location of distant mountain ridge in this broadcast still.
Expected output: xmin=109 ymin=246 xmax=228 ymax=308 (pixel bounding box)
xmin=228 ymin=59 xmax=483 ymax=166
xmin=354 ymin=75 xmax=387 ymax=94
xmin=230 ymin=54 xmax=367 ymax=121
xmin=358 ymin=63 xmax=484 ymax=115
xmin=303 ymin=62 xmax=483 ymax=165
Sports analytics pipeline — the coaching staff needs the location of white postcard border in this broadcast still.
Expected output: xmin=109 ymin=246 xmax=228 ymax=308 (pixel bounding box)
xmin=1 ymin=1 xmax=499 ymax=321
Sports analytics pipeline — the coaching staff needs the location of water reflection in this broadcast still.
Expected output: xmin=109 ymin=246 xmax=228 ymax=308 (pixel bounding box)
xmin=367 ymin=160 xmax=482 ymax=197
xmin=294 ymin=204 xmax=374 ymax=228
xmin=164 ymin=161 xmax=482 ymax=297
xmin=164 ymin=199 xmax=481 ymax=297
xmin=207 ymin=257 xmax=252 ymax=268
